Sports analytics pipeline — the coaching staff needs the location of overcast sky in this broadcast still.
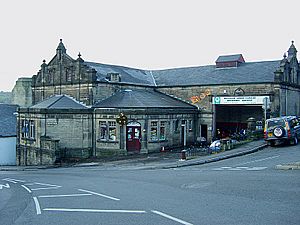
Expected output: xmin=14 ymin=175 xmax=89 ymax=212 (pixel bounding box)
xmin=0 ymin=0 xmax=299 ymax=91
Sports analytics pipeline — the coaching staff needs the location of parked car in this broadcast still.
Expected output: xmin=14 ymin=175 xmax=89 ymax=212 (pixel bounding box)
xmin=264 ymin=116 xmax=300 ymax=146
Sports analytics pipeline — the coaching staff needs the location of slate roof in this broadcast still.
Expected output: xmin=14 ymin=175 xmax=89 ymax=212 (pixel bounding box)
xmin=85 ymin=61 xmax=155 ymax=86
xmin=93 ymin=89 xmax=196 ymax=109
xmin=0 ymin=104 xmax=18 ymax=137
xmin=151 ymin=60 xmax=280 ymax=86
xmin=216 ymin=54 xmax=244 ymax=63
xmin=31 ymin=95 xmax=87 ymax=109
xmin=85 ymin=60 xmax=280 ymax=87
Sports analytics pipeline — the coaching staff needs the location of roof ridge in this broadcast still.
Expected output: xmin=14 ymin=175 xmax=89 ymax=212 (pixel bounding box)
xmin=47 ymin=95 xmax=64 ymax=108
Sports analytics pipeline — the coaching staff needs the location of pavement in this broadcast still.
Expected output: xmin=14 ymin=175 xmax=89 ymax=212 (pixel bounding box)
xmin=0 ymin=139 xmax=273 ymax=171
xmin=275 ymin=161 xmax=300 ymax=170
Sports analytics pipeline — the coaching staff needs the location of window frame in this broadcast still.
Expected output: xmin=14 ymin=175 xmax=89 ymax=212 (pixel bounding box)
xmin=99 ymin=120 xmax=117 ymax=142
xmin=150 ymin=120 xmax=167 ymax=141
xmin=21 ymin=119 xmax=35 ymax=140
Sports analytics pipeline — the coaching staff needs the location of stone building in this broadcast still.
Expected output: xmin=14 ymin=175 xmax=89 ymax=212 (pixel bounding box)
xmin=11 ymin=77 xmax=32 ymax=107
xmin=16 ymin=40 xmax=300 ymax=165
xmin=93 ymin=89 xmax=198 ymax=157
xmin=17 ymin=91 xmax=198 ymax=165
xmin=17 ymin=95 xmax=92 ymax=165
xmin=32 ymin=40 xmax=300 ymax=138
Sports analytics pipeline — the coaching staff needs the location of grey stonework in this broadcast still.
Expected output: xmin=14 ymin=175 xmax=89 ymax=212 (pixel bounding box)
xmin=17 ymin=107 xmax=198 ymax=165
xmin=17 ymin=108 xmax=93 ymax=166
xmin=15 ymin=40 xmax=300 ymax=165
xmin=11 ymin=78 xmax=32 ymax=107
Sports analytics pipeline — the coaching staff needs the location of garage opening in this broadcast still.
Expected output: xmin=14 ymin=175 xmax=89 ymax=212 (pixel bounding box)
xmin=215 ymin=105 xmax=263 ymax=138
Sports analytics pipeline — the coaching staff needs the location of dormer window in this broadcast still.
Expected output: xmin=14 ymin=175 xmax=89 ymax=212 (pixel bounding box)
xmin=107 ymin=73 xmax=121 ymax=82
xmin=215 ymin=54 xmax=245 ymax=68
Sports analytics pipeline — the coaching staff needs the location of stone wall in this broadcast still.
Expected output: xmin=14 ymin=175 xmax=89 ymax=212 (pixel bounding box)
xmin=157 ymin=83 xmax=275 ymax=112
xmin=279 ymin=85 xmax=300 ymax=116
xmin=95 ymin=109 xmax=197 ymax=156
xmin=17 ymin=110 xmax=93 ymax=165
xmin=11 ymin=78 xmax=32 ymax=107
xmin=33 ymin=83 xmax=94 ymax=105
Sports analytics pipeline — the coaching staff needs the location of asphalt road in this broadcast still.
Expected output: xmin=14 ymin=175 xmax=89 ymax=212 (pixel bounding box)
xmin=0 ymin=144 xmax=299 ymax=225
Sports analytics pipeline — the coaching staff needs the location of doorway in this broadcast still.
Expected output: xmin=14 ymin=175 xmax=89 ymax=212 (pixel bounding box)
xmin=201 ymin=124 xmax=208 ymax=140
xmin=126 ymin=122 xmax=141 ymax=153
xmin=181 ymin=124 xmax=186 ymax=147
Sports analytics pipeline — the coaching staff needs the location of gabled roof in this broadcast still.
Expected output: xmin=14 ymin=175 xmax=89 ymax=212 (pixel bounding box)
xmin=215 ymin=54 xmax=245 ymax=63
xmin=85 ymin=61 xmax=155 ymax=86
xmin=92 ymin=89 xmax=196 ymax=109
xmin=0 ymin=104 xmax=18 ymax=137
xmin=31 ymin=95 xmax=87 ymax=109
xmin=84 ymin=60 xmax=279 ymax=87
xmin=152 ymin=60 xmax=280 ymax=86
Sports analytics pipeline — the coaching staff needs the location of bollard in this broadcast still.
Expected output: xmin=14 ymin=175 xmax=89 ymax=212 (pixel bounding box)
xmin=222 ymin=140 xmax=227 ymax=151
xmin=161 ymin=146 xmax=165 ymax=152
xmin=227 ymin=140 xmax=231 ymax=150
xmin=181 ymin=150 xmax=187 ymax=160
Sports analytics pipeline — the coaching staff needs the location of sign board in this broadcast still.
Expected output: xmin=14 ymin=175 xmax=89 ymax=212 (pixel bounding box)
xmin=212 ymin=96 xmax=270 ymax=105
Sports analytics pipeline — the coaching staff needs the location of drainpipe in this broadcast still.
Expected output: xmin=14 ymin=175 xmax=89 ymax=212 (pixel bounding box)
xmin=212 ymin=103 xmax=216 ymax=140
xmin=17 ymin=109 xmax=21 ymax=165
xmin=92 ymin=109 xmax=96 ymax=157
xmin=285 ymin=88 xmax=288 ymax=116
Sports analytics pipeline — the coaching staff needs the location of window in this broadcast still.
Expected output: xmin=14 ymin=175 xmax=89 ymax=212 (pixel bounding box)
xmin=100 ymin=121 xmax=107 ymax=140
xmin=99 ymin=121 xmax=117 ymax=141
xmin=21 ymin=120 xmax=29 ymax=138
xmin=188 ymin=120 xmax=193 ymax=132
xmin=159 ymin=121 xmax=166 ymax=140
xmin=150 ymin=121 xmax=167 ymax=141
xmin=150 ymin=121 xmax=158 ymax=141
xmin=21 ymin=119 xmax=35 ymax=139
xmin=108 ymin=121 xmax=116 ymax=141
xmin=29 ymin=120 xmax=35 ymax=139
xmin=174 ymin=119 xmax=179 ymax=132
xmin=65 ymin=67 xmax=73 ymax=82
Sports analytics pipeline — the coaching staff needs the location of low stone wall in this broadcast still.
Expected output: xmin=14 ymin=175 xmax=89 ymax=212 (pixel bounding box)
xmin=17 ymin=145 xmax=56 ymax=166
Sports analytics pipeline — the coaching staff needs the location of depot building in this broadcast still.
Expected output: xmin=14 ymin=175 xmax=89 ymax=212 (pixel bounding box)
xmin=15 ymin=40 xmax=300 ymax=165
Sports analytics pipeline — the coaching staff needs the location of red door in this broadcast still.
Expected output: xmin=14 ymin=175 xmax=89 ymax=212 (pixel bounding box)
xmin=126 ymin=126 xmax=141 ymax=153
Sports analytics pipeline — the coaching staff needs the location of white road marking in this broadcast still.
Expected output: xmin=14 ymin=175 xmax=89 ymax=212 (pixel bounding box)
xmin=43 ymin=208 xmax=146 ymax=214
xmin=33 ymin=197 xmax=41 ymax=215
xmin=236 ymin=155 xmax=280 ymax=166
xmin=31 ymin=187 xmax=61 ymax=191
xmin=78 ymin=189 xmax=120 ymax=201
xmin=33 ymin=182 xmax=60 ymax=187
xmin=220 ymin=167 xmax=232 ymax=169
xmin=38 ymin=193 xmax=92 ymax=198
xmin=21 ymin=185 xmax=32 ymax=193
xmin=246 ymin=167 xmax=268 ymax=171
xmin=0 ymin=183 xmax=10 ymax=189
xmin=151 ymin=210 xmax=193 ymax=225
xmin=3 ymin=178 xmax=25 ymax=183
xmin=212 ymin=166 xmax=267 ymax=171
xmin=228 ymin=168 xmax=242 ymax=171
xmin=2 ymin=179 xmax=17 ymax=184
xmin=28 ymin=182 xmax=61 ymax=191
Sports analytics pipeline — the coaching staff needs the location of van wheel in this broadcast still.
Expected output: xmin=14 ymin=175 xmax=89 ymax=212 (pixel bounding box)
xmin=270 ymin=141 xmax=275 ymax=147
